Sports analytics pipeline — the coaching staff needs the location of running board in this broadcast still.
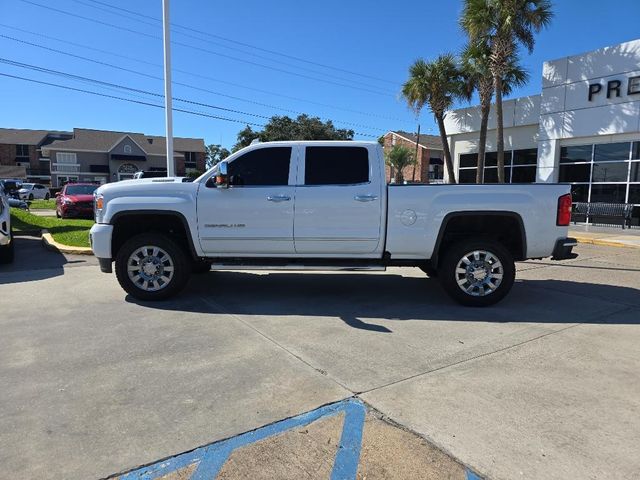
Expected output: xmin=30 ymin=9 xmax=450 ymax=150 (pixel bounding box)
xmin=209 ymin=264 xmax=386 ymax=272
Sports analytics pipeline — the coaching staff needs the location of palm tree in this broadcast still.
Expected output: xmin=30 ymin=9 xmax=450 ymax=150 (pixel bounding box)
xmin=461 ymin=41 xmax=528 ymax=183
xmin=461 ymin=0 xmax=553 ymax=182
xmin=401 ymin=54 xmax=466 ymax=184
xmin=385 ymin=145 xmax=416 ymax=184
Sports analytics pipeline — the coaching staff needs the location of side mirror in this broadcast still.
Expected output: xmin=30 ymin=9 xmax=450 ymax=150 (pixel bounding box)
xmin=55 ymin=192 xmax=61 ymax=197
xmin=214 ymin=161 xmax=229 ymax=188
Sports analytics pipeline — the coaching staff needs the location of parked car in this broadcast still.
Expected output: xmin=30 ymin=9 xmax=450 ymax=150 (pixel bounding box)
xmin=55 ymin=183 xmax=98 ymax=219
xmin=90 ymin=141 xmax=577 ymax=306
xmin=18 ymin=183 xmax=51 ymax=200
xmin=0 ymin=183 xmax=15 ymax=264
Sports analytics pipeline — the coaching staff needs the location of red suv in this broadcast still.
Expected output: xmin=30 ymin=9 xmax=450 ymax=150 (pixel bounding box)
xmin=55 ymin=183 xmax=99 ymax=219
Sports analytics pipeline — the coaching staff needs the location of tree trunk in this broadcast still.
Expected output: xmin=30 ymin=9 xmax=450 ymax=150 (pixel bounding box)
xmin=494 ymin=73 xmax=505 ymax=183
xmin=394 ymin=166 xmax=404 ymax=184
xmin=476 ymin=100 xmax=490 ymax=184
xmin=436 ymin=114 xmax=456 ymax=184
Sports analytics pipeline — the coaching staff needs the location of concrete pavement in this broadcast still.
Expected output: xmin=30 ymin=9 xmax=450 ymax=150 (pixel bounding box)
xmin=0 ymin=239 xmax=639 ymax=479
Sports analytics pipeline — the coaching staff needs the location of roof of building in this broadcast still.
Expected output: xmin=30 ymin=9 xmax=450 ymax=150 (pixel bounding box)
xmin=388 ymin=131 xmax=443 ymax=150
xmin=44 ymin=128 xmax=206 ymax=154
xmin=0 ymin=128 xmax=71 ymax=146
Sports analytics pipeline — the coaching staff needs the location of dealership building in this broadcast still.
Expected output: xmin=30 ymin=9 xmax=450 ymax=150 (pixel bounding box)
xmin=445 ymin=38 xmax=640 ymax=221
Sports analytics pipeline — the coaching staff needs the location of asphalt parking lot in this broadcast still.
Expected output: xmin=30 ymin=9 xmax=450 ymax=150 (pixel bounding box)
xmin=1 ymin=237 xmax=639 ymax=480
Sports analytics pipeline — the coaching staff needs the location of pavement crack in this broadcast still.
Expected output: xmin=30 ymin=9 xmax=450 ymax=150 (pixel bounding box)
xmin=197 ymin=295 xmax=354 ymax=394
xmin=358 ymin=304 xmax=634 ymax=396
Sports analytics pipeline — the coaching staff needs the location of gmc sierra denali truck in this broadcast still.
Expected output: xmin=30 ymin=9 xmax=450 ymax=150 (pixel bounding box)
xmin=90 ymin=141 xmax=577 ymax=306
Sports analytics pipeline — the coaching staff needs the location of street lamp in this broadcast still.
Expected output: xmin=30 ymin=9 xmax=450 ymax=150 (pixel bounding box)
xmin=162 ymin=0 xmax=175 ymax=177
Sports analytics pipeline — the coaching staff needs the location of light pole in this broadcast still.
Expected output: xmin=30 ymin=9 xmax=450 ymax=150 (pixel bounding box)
xmin=162 ymin=0 xmax=175 ymax=177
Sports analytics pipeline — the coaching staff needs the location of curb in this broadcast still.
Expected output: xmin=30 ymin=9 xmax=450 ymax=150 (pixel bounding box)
xmin=572 ymin=235 xmax=639 ymax=249
xmin=41 ymin=229 xmax=94 ymax=256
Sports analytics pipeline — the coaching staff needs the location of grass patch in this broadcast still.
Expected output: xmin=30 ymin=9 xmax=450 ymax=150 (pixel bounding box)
xmin=29 ymin=199 xmax=56 ymax=210
xmin=11 ymin=208 xmax=93 ymax=248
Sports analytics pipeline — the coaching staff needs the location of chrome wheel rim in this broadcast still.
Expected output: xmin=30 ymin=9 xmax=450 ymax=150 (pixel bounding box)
xmin=455 ymin=250 xmax=504 ymax=297
xmin=127 ymin=246 xmax=174 ymax=292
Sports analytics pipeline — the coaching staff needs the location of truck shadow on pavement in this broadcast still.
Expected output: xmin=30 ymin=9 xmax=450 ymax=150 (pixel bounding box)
xmin=126 ymin=270 xmax=640 ymax=330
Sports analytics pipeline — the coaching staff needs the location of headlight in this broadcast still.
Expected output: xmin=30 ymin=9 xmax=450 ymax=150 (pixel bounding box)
xmin=63 ymin=198 xmax=73 ymax=205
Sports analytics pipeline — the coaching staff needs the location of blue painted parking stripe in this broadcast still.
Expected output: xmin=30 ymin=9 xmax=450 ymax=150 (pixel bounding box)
xmin=466 ymin=468 xmax=483 ymax=480
xmin=330 ymin=400 xmax=366 ymax=480
xmin=117 ymin=398 xmax=367 ymax=480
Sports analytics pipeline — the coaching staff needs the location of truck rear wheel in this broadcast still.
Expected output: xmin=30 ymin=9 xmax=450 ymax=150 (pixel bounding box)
xmin=438 ymin=239 xmax=515 ymax=307
xmin=115 ymin=233 xmax=190 ymax=301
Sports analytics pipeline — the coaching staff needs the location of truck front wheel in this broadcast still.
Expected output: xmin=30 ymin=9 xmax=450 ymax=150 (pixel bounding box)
xmin=438 ymin=239 xmax=515 ymax=307
xmin=115 ymin=233 xmax=190 ymax=301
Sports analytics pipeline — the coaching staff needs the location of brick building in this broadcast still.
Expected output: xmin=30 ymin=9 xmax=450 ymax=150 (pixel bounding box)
xmin=382 ymin=130 xmax=444 ymax=183
xmin=0 ymin=127 xmax=206 ymax=186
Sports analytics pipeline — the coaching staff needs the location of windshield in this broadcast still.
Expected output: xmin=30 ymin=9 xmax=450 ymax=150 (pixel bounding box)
xmin=65 ymin=185 xmax=98 ymax=195
xmin=21 ymin=183 xmax=34 ymax=189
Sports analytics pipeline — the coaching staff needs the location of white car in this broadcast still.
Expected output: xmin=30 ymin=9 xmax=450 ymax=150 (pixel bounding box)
xmin=0 ymin=183 xmax=14 ymax=264
xmin=90 ymin=141 xmax=577 ymax=306
xmin=18 ymin=183 xmax=50 ymax=200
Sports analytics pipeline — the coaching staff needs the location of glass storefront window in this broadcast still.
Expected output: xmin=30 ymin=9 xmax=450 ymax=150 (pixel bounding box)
xmin=559 ymin=164 xmax=591 ymax=183
xmin=560 ymin=145 xmax=592 ymax=163
xmin=630 ymin=162 xmax=640 ymax=182
xmin=484 ymin=166 xmax=509 ymax=183
xmin=512 ymin=149 xmax=538 ymax=165
xmin=458 ymin=168 xmax=477 ymax=184
xmin=632 ymin=142 xmax=640 ymax=160
xmin=629 ymin=185 xmax=640 ymax=204
xmin=593 ymin=142 xmax=631 ymax=162
xmin=591 ymin=162 xmax=629 ymax=182
xmin=590 ymin=184 xmax=626 ymax=203
xmin=484 ymin=151 xmax=498 ymax=167
xmin=459 ymin=153 xmax=478 ymax=168
xmin=511 ymin=166 xmax=537 ymax=183
xmin=569 ymin=184 xmax=589 ymax=202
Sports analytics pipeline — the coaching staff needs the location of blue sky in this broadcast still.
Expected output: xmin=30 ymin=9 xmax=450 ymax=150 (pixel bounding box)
xmin=1 ymin=0 xmax=639 ymax=149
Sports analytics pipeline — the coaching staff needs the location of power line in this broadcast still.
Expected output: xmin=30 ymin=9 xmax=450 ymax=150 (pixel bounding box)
xmin=69 ymin=0 xmax=396 ymax=92
xmin=0 ymin=24 xmax=409 ymax=123
xmin=18 ymin=0 xmax=394 ymax=97
xmin=0 ymin=64 xmax=379 ymax=137
xmin=80 ymin=0 xmax=399 ymax=86
xmin=0 ymin=71 xmax=266 ymax=127
xmin=0 ymin=32 xmax=390 ymax=132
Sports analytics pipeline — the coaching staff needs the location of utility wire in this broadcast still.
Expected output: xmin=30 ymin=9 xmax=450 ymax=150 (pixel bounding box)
xmin=80 ymin=0 xmax=399 ymax=86
xmin=0 ymin=34 xmax=387 ymax=132
xmin=0 ymin=71 xmax=266 ymax=127
xmin=0 ymin=24 xmax=409 ymax=123
xmin=0 ymin=65 xmax=379 ymax=137
xmin=69 ymin=0 xmax=395 ymax=92
xmin=18 ymin=0 xmax=394 ymax=97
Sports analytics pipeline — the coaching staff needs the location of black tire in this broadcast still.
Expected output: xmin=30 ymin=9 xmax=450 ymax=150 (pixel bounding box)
xmin=55 ymin=209 xmax=61 ymax=218
xmin=0 ymin=230 xmax=15 ymax=264
xmin=192 ymin=259 xmax=212 ymax=274
xmin=45 ymin=193 xmax=50 ymax=200
xmin=115 ymin=233 xmax=190 ymax=301
xmin=28 ymin=194 xmax=34 ymax=200
xmin=438 ymin=239 xmax=515 ymax=307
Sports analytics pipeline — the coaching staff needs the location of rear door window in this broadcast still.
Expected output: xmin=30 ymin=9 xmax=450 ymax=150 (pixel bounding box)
xmin=304 ymin=146 xmax=369 ymax=185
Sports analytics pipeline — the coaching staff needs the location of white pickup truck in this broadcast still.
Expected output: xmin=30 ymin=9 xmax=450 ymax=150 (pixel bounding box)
xmin=90 ymin=141 xmax=577 ymax=306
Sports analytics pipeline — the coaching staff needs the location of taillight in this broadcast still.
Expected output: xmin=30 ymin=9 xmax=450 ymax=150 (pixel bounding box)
xmin=557 ymin=193 xmax=572 ymax=226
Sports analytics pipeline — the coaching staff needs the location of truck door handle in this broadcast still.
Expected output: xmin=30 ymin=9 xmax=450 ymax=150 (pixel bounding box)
xmin=354 ymin=194 xmax=378 ymax=202
xmin=267 ymin=195 xmax=291 ymax=202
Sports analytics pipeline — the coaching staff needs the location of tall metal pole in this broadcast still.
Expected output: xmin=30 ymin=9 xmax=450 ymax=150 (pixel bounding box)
xmin=412 ymin=124 xmax=420 ymax=182
xmin=162 ymin=0 xmax=175 ymax=177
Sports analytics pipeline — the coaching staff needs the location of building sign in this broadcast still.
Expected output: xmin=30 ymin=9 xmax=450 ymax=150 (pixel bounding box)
xmin=118 ymin=163 xmax=139 ymax=174
xmin=588 ymin=75 xmax=640 ymax=101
